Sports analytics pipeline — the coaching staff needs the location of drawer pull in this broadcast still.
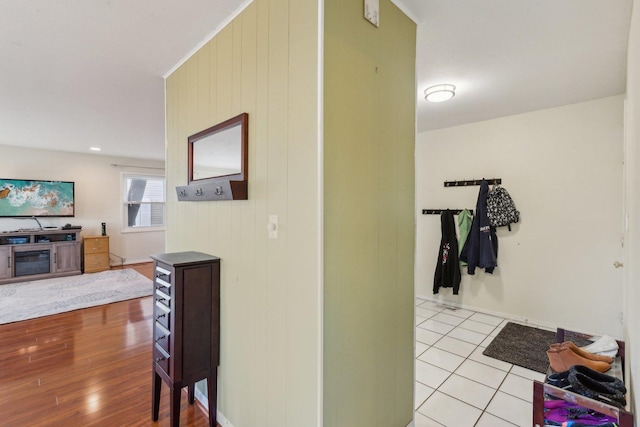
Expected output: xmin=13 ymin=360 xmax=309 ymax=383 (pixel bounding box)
xmin=156 ymin=335 xmax=166 ymax=342
xmin=157 ymin=313 xmax=166 ymax=318
xmin=156 ymin=356 xmax=165 ymax=363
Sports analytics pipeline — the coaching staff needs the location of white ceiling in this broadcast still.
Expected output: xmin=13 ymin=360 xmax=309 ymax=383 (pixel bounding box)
xmin=0 ymin=0 xmax=634 ymax=160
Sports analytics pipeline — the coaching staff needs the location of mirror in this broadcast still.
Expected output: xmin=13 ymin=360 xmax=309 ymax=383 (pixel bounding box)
xmin=188 ymin=113 xmax=248 ymax=184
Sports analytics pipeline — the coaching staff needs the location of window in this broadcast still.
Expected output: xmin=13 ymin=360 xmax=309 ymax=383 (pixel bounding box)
xmin=122 ymin=173 xmax=165 ymax=232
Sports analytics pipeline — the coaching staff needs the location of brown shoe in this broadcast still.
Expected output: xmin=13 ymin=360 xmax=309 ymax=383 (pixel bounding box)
xmin=546 ymin=347 xmax=611 ymax=373
xmin=550 ymin=341 xmax=614 ymax=364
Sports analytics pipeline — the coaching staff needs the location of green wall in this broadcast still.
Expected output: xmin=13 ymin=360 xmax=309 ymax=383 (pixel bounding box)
xmin=323 ymin=0 xmax=416 ymax=426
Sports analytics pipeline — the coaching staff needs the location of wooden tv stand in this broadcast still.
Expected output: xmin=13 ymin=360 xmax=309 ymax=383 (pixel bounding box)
xmin=0 ymin=228 xmax=82 ymax=285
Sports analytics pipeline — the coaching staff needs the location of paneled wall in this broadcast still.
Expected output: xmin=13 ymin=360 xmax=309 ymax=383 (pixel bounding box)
xmin=323 ymin=1 xmax=416 ymax=426
xmin=164 ymin=1 xmax=320 ymax=426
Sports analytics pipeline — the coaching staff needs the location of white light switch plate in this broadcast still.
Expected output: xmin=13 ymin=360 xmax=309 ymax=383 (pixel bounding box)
xmin=364 ymin=0 xmax=379 ymax=27
xmin=268 ymin=214 xmax=278 ymax=239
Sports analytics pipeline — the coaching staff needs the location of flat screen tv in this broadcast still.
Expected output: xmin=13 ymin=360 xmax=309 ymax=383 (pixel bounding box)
xmin=0 ymin=179 xmax=75 ymax=217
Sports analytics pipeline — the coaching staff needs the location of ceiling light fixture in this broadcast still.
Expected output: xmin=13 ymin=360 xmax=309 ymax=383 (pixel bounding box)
xmin=90 ymin=147 xmax=101 ymax=151
xmin=424 ymin=84 xmax=456 ymax=103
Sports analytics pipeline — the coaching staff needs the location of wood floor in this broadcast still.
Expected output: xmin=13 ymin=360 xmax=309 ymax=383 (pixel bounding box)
xmin=0 ymin=263 xmax=218 ymax=426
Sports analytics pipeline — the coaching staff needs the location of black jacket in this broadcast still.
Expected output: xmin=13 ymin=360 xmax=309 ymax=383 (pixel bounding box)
xmin=433 ymin=210 xmax=461 ymax=294
xmin=460 ymin=180 xmax=498 ymax=274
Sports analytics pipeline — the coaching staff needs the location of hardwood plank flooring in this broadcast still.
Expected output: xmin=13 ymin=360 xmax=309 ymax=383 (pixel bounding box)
xmin=0 ymin=263 xmax=218 ymax=426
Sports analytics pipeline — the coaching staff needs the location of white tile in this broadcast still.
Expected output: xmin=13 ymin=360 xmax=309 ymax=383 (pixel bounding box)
xmin=469 ymin=312 xmax=504 ymax=326
xmin=499 ymin=373 xmax=533 ymax=402
xmin=417 ymin=391 xmax=482 ymax=427
xmin=415 ymin=341 xmax=429 ymax=357
xmin=459 ymin=319 xmax=497 ymax=335
xmin=418 ymin=319 xmax=455 ymax=335
xmin=468 ymin=346 xmax=513 ymax=372
xmin=416 ymin=328 xmax=443 ymax=346
xmin=440 ymin=307 xmax=475 ymax=319
xmin=431 ymin=312 xmax=465 ymax=326
xmin=416 ymin=315 xmax=427 ymax=326
xmin=415 ymin=359 xmax=451 ymax=389
xmin=438 ymin=374 xmax=496 ymax=410
xmin=485 ymin=391 xmax=532 ymax=427
xmin=480 ymin=335 xmax=495 ymax=347
xmin=418 ymin=346 xmax=465 ymax=372
xmin=413 ymin=412 xmax=445 ymax=427
xmin=509 ymin=365 xmax=546 ymax=382
xmin=416 ymin=307 xmax=441 ymax=319
xmin=475 ymin=412 xmax=517 ymax=427
xmin=415 ymin=382 xmax=435 ymax=409
xmin=447 ymin=327 xmax=487 ymax=345
xmin=455 ymin=359 xmax=508 ymax=389
xmin=433 ymin=336 xmax=477 ymax=358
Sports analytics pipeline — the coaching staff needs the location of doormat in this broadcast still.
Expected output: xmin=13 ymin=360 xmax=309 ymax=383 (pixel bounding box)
xmin=483 ymin=322 xmax=558 ymax=373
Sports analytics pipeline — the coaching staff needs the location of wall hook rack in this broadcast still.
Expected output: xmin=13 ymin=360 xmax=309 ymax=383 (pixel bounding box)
xmin=422 ymin=209 xmax=474 ymax=215
xmin=444 ymin=178 xmax=501 ymax=187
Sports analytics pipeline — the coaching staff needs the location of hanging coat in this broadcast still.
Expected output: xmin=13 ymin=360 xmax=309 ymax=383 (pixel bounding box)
xmin=457 ymin=209 xmax=473 ymax=267
xmin=433 ymin=210 xmax=461 ymax=295
xmin=460 ymin=180 xmax=498 ymax=274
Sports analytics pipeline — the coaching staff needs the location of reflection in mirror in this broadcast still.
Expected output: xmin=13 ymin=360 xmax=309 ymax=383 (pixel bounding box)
xmin=192 ymin=123 xmax=242 ymax=180
xmin=188 ymin=113 xmax=248 ymax=184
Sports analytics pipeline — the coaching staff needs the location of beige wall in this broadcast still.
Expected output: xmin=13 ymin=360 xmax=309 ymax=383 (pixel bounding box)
xmin=0 ymin=144 xmax=165 ymax=264
xmin=165 ymin=1 xmax=320 ymax=426
xmin=624 ymin=0 xmax=640 ymax=417
xmin=323 ymin=1 xmax=416 ymax=426
xmin=416 ymin=96 xmax=625 ymax=337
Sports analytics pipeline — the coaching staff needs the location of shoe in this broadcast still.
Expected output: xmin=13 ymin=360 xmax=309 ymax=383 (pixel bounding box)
xmin=550 ymin=341 xmax=614 ymax=363
xmin=581 ymin=335 xmax=619 ymax=357
xmin=546 ymin=370 xmax=571 ymax=389
xmin=546 ymin=347 xmax=611 ymax=373
xmin=568 ymin=371 xmax=627 ymax=408
xmin=570 ymin=365 xmax=626 ymax=394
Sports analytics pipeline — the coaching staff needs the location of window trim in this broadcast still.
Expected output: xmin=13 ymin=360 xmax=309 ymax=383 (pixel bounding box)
xmin=121 ymin=172 xmax=166 ymax=233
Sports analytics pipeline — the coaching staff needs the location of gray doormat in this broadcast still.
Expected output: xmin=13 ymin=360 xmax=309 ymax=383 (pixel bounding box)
xmin=483 ymin=322 xmax=557 ymax=373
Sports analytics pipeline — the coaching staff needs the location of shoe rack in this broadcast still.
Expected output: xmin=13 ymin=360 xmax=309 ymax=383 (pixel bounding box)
xmin=532 ymin=328 xmax=634 ymax=427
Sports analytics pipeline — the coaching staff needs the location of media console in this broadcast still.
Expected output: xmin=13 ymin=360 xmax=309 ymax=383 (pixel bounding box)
xmin=0 ymin=228 xmax=82 ymax=284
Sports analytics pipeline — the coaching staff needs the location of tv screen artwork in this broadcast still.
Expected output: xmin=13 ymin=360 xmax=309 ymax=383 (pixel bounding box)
xmin=0 ymin=179 xmax=75 ymax=217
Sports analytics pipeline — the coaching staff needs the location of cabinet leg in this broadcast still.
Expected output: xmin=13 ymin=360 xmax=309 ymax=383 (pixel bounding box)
xmin=207 ymin=369 xmax=218 ymax=427
xmin=188 ymin=383 xmax=195 ymax=404
xmin=152 ymin=371 xmax=162 ymax=421
xmin=170 ymin=385 xmax=181 ymax=427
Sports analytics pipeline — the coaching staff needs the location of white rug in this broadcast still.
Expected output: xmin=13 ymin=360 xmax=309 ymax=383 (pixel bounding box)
xmin=0 ymin=269 xmax=153 ymax=325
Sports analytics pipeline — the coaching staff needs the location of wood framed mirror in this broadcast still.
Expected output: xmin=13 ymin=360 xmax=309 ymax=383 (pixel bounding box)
xmin=180 ymin=113 xmax=248 ymax=201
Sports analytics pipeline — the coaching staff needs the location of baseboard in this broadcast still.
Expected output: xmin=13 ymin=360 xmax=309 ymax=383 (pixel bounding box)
xmin=416 ymin=293 xmax=555 ymax=331
xmin=194 ymin=387 xmax=235 ymax=427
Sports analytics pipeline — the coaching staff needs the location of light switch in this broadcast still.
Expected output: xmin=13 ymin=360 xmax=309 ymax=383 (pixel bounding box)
xmin=267 ymin=215 xmax=278 ymax=239
xmin=364 ymin=0 xmax=379 ymax=27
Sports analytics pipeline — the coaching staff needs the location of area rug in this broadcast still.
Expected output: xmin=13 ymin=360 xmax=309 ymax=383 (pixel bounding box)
xmin=0 ymin=269 xmax=152 ymax=325
xmin=483 ymin=322 xmax=558 ymax=373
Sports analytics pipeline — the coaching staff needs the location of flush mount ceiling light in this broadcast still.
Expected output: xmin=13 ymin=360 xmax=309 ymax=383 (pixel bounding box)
xmin=424 ymin=84 xmax=456 ymax=103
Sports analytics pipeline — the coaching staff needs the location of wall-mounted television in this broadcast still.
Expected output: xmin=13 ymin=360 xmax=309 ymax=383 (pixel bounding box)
xmin=0 ymin=179 xmax=75 ymax=217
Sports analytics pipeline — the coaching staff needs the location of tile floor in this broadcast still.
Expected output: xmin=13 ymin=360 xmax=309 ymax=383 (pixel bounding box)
xmin=414 ymin=298 xmax=546 ymax=427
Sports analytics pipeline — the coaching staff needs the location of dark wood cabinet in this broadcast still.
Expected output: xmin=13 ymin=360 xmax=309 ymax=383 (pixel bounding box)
xmin=150 ymin=251 xmax=220 ymax=427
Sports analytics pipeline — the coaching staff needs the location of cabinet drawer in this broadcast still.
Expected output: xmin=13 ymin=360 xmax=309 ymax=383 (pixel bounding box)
xmin=154 ymin=322 xmax=171 ymax=353
xmin=155 ymin=277 xmax=172 ymax=296
xmin=84 ymin=237 xmax=109 ymax=254
xmin=84 ymin=253 xmax=110 ymax=273
xmin=155 ymin=301 xmax=170 ymax=329
xmin=154 ymin=344 xmax=170 ymax=375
